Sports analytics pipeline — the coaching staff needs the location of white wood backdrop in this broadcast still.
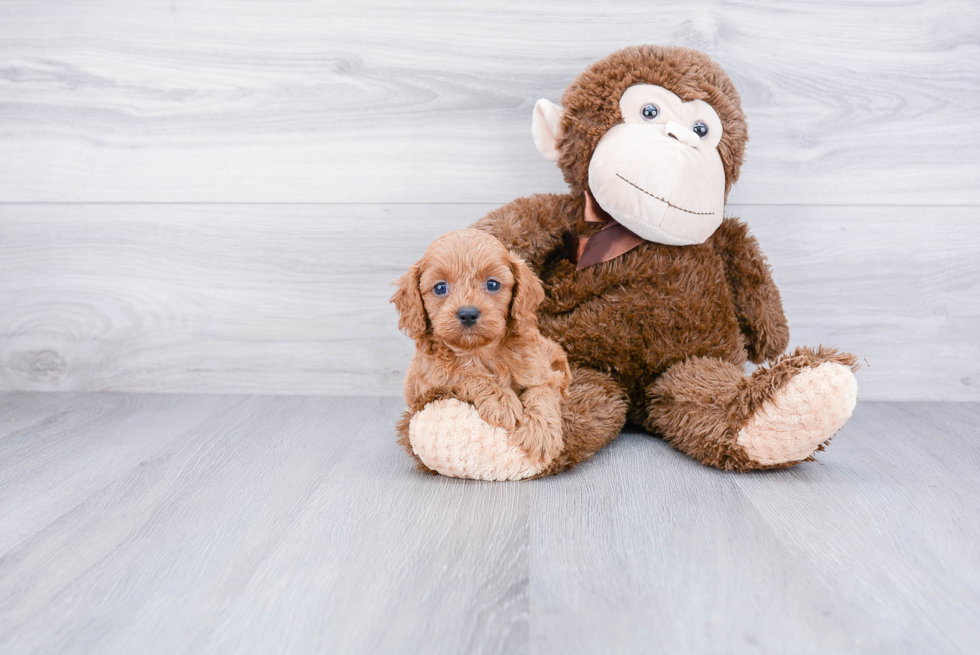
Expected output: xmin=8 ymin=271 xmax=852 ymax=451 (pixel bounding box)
xmin=1 ymin=0 xmax=978 ymax=400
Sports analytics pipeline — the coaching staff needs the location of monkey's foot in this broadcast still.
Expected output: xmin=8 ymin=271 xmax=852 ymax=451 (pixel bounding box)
xmin=408 ymin=398 xmax=543 ymax=481
xmin=647 ymin=347 xmax=859 ymax=470
xmin=736 ymin=361 xmax=858 ymax=466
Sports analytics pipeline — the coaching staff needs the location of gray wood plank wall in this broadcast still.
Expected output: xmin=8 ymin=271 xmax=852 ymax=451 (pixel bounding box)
xmin=1 ymin=1 xmax=978 ymax=399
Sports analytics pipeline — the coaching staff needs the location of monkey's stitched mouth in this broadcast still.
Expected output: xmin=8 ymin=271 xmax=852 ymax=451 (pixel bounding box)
xmin=615 ymin=174 xmax=715 ymax=216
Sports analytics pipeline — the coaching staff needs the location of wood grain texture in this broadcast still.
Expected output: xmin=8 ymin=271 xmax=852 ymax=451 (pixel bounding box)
xmin=529 ymin=401 xmax=980 ymax=654
xmin=0 ymin=203 xmax=976 ymax=400
xmin=0 ymin=394 xmax=528 ymax=655
xmin=732 ymin=402 xmax=980 ymax=653
xmin=0 ymin=0 xmax=978 ymax=204
xmin=1 ymin=393 xmax=978 ymax=653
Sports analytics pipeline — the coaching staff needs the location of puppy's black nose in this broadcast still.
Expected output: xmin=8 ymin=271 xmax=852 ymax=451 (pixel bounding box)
xmin=457 ymin=306 xmax=480 ymax=327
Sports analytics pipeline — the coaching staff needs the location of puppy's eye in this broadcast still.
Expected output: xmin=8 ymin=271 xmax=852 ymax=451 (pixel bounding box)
xmin=641 ymin=104 xmax=659 ymax=121
xmin=433 ymin=282 xmax=448 ymax=296
xmin=485 ymin=279 xmax=501 ymax=293
xmin=692 ymin=121 xmax=709 ymax=138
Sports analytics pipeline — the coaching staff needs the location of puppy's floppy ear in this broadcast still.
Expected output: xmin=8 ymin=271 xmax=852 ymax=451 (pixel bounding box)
xmin=508 ymin=253 xmax=545 ymax=333
xmin=391 ymin=261 xmax=428 ymax=340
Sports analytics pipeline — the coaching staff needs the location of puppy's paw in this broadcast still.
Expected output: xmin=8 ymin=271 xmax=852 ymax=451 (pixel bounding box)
xmin=510 ymin=415 xmax=563 ymax=468
xmin=475 ymin=389 xmax=523 ymax=431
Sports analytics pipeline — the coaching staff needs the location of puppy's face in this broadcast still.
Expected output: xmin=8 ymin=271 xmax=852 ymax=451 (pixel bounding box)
xmin=392 ymin=229 xmax=544 ymax=351
xmin=419 ymin=230 xmax=516 ymax=350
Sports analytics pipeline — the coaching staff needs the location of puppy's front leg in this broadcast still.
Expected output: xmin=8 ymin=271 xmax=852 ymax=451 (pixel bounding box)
xmin=407 ymin=385 xmax=456 ymax=413
xmin=451 ymin=378 xmax=523 ymax=431
xmin=510 ymin=385 xmax=564 ymax=467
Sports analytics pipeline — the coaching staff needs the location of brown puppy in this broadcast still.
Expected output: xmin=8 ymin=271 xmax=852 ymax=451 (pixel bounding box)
xmin=392 ymin=229 xmax=570 ymax=467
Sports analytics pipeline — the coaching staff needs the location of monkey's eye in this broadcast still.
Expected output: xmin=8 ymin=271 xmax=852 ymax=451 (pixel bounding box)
xmin=433 ymin=282 xmax=448 ymax=296
xmin=641 ymin=104 xmax=659 ymax=121
xmin=692 ymin=121 xmax=709 ymax=138
xmin=485 ymin=279 xmax=501 ymax=293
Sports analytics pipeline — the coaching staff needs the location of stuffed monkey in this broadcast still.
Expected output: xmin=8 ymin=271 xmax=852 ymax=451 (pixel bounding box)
xmin=398 ymin=45 xmax=858 ymax=480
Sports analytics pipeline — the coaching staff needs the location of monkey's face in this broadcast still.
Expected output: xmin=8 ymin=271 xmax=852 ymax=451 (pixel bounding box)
xmin=530 ymin=46 xmax=747 ymax=247
xmin=586 ymin=85 xmax=726 ymax=246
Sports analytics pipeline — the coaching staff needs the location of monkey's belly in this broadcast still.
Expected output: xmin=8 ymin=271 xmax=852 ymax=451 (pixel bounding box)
xmin=537 ymin=249 xmax=747 ymax=393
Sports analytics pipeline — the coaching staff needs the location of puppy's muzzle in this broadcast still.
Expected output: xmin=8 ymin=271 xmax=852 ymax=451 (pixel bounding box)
xmin=457 ymin=306 xmax=480 ymax=328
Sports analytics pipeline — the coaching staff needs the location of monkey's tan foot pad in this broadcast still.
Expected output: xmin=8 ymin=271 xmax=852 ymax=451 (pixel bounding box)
xmin=736 ymin=362 xmax=858 ymax=466
xmin=409 ymin=398 xmax=543 ymax=481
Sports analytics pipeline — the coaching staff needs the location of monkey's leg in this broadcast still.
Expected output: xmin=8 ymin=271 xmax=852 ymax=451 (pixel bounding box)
xmin=404 ymin=398 xmax=544 ymax=481
xmin=403 ymin=367 xmax=627 ymax=480
xmin=644 ymin=347 xmax=858 ymax=471
xmin=537 ymin=367 xmax=628 ymax=476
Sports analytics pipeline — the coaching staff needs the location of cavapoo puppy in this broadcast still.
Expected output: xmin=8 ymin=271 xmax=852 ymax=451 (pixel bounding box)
xmin=392 ymin=228 xmax=570 ymax=468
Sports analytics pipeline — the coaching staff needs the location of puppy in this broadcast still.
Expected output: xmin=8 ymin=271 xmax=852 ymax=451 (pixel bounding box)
xmin=392 ymin=229 xmax=570 ymax=467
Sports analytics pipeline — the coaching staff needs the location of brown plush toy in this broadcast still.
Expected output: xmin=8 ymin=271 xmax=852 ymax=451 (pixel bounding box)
xmin=398 ymin=45 xmax=858 ymax=480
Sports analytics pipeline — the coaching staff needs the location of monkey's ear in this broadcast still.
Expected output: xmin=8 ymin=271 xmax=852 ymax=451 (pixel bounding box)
xmin=508 ymin=253 xmax=545 ymax=334
xmin=391 ymin=262 xmax=428 ymax=340
xmin=532 ymin=99 xmax=564 ymax=162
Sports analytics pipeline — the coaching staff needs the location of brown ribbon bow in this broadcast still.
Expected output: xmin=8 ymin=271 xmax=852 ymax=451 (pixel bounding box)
xmin=564 ymin=191 xmax=647 ymax=270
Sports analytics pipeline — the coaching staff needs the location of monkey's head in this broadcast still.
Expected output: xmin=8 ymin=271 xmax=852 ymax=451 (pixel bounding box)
xmin=532 ymin=45 xmax=747 ymax=246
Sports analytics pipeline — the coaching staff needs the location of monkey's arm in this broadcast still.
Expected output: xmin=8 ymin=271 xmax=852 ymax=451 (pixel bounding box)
xmin=471 ymin=193 xmax=578 ymax=272
xmin=712 ymin=217 xmax=789 ymax=363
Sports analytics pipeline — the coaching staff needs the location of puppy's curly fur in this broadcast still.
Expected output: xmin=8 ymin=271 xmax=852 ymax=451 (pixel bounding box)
xmin=392 ymin=229 xmax=571 ymax=468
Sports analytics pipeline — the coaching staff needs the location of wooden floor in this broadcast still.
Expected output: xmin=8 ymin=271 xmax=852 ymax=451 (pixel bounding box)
xmin=1 ymin=394 xmax=978 ymax=654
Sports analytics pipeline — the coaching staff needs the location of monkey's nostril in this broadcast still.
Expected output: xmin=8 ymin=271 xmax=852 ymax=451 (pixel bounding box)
xmin=457 ymin=306 xmax=480 ymax=327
